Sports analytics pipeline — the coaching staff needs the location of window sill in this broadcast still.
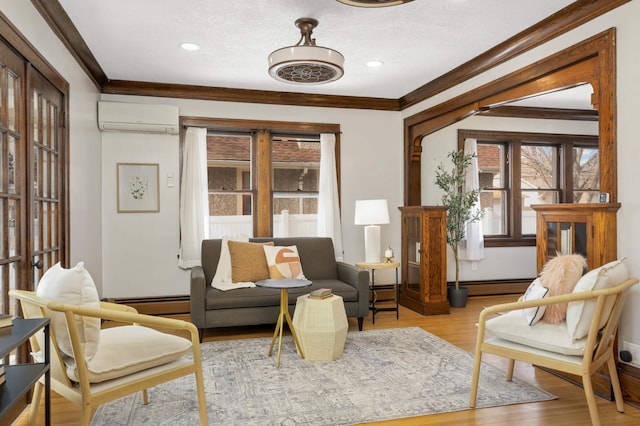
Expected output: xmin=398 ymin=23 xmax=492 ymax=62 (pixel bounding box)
xmin=483 ymin=238 xmax=536 ymax=248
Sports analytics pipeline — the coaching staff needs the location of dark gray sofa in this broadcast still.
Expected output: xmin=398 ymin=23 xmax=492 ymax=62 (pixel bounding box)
xmin=190 ymin=237 xmax=369 ymax=341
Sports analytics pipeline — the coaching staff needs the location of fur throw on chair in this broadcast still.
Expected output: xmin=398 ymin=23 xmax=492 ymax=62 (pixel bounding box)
xmin=540 ymin=254 xmax=587 ymax=324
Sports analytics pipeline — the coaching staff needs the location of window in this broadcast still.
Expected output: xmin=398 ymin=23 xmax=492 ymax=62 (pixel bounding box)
xmin=461 ymin=130 xmax=599 ymax=246
xmin=182 ymin=118 xmax=339 ymax=238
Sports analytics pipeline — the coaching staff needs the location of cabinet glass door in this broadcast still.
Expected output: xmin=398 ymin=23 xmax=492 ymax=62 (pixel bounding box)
xmin=405 ymin=215 xmax=420 ymax=293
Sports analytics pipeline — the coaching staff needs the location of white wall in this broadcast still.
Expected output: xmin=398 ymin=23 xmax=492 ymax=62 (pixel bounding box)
xmin=402 ymin=1 xmax=640 ymax=348
xmin=1 ymin=1 xmax=103 ymax=291
xmin=99 ymin=95 xmax=403 ymax=297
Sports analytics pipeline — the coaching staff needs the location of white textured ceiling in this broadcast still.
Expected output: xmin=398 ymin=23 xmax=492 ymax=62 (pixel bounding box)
xmin=58 ymin=0 xmax=576 ymax=99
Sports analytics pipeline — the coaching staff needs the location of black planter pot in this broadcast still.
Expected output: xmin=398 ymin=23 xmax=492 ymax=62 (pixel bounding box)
xmin=448 ymin=286 xmax=468 ymax=308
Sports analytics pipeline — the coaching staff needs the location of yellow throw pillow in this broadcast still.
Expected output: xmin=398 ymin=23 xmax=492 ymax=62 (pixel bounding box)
xmin=228 ymin=241 xmax=274 ymax=283
xmin=263 ymin=245 xmax=306 ymax=280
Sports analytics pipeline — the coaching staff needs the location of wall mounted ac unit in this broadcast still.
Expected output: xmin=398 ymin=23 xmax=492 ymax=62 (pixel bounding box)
xmin=98 ymin=101 xmax=179 ymax=134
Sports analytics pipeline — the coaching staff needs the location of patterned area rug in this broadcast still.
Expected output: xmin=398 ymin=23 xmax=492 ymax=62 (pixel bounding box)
xmin=91 ymin=327 xmax=555 ymax=425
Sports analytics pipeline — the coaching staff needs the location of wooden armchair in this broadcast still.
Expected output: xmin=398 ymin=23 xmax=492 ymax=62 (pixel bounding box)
xmin=10 ymin=290 xmax=208 ymax=426
xmin=470 ymin=276 xmax=638 ymax=426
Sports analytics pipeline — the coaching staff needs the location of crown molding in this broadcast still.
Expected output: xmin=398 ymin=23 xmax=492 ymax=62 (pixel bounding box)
xmin=32 ymin=0 xmax=629 ymax=110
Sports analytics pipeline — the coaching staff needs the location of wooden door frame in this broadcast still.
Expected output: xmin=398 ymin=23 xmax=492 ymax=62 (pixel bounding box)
xmin=404 ymin=29 xmax=616 ymax=206
xmin=0 ymin=13 xmax=70 ymax=274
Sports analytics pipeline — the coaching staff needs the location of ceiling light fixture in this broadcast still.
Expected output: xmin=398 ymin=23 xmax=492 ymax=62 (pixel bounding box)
xmin=268 ymin=17 xmax=344 ymax=85
xmin=366 ymin=60 xmax=384 ymax=68
xmin=337 ymin=0 xmax=414 ymax=7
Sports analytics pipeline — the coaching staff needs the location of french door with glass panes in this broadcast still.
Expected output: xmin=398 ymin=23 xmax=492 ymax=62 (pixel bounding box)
xmin=0 ymin=40 xmax=67 ymax=318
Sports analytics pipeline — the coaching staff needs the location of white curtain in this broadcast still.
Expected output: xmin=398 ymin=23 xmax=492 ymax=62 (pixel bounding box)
xmin=317 ymin=133 xmax=344 ymax=260
xmin=459 ymin=138 xmax=484 ymax=261
xmin=178 ymin=127 xmax=210 ymax=268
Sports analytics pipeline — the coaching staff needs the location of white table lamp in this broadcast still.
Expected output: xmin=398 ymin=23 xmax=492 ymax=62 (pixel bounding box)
xmin=354 ymin=199 xmax=390 ymax=263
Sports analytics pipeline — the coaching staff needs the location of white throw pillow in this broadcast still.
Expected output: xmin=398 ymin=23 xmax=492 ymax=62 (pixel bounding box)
xmin=522 ymin=278 xmax=549 ymax=326
xmin=36 ymin=262 xmax=101 ymax=361
xmin=566 ymin=258 xmax=628 ymax=340
xmin=211 ymin=234 xmax=249 ymax=286
xmin=67 ymin=325 xmax=192 ymax=383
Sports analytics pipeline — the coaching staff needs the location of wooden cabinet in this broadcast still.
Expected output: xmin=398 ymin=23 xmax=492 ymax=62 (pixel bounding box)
xmin=399 ymin=206 xmax=449 ymax=315
xmin=531 ymin=202 xmax=620 ymax=398
xmin=531 ymin=203 xmax=620 ymax=273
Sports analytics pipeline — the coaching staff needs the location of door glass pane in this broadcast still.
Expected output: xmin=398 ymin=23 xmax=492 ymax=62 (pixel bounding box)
xmin=546 ymin=222 xmax=558 ymax=257
xmin=43 ymin=150 xmax=49 ymax=198
xmin=33 ymin=146 xmax=40 ymax=197
xmin=41 ymin=101 xmax=48 ymax=147
xmin=575 ymin=222 xmax=587 ymax=257
xmin=207 ymin=133 xmax=253 ymax=237
xmin=0 ymin=199 xmax=4 ymax=258
xmin=8 ymin=198 xmax=17 ymax=257
xmin=7 ymin=72 xmax=17 ymax=132
xmin=33 ymin=200 xmax=40 ymax=252
xmin=33 ymin=92 xmax=39 ymax=142
xmin=8 ymin=135 xmax=16 ymax=195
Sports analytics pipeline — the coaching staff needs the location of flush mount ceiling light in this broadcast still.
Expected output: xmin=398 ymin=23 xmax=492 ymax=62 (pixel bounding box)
xmin=268 ymin=17 xmax=344 ymax=85
xmin=337 ymin=0 xmax=414 ymax=7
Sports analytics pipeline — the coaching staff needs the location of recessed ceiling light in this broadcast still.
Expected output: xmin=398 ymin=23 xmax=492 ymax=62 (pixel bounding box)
xmin=180 ymin=42 xmax=200 ymax=51
xmin=337 ymin=0 xmax=414 ymax=7
xmin=366 ymin=60 xmax=384 ymax=68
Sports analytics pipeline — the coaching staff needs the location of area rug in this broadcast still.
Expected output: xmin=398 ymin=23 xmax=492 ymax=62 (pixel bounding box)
xmin=91 ymin=327 xmax=555 ymax=425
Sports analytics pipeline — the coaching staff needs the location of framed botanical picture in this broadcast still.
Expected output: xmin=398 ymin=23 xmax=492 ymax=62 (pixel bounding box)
xmin=117 ymin=163 xmax=160 ymax=212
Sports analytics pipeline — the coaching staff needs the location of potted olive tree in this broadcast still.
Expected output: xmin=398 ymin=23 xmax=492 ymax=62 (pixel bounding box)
xmin=435 ymin=150 xmax=484 ymax=308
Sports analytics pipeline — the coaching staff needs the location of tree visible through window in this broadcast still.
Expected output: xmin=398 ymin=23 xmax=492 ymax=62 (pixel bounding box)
xmin=461 ymin=130 xmax=599 ymax=246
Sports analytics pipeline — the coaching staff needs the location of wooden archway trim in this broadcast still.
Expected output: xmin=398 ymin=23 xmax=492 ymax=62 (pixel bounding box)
xmin=404 ymin=28 xmax=616 ymax=206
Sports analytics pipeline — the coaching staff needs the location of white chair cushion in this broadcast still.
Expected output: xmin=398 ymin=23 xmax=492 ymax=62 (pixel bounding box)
xmin=485 ymin=310 xmax=587 ymax=356
xmin=522 ymin=278 xmax=548 ymax=326
xmin=566 ymin=258 xmax=628 ymax=340
xmin=66 ymin=325 xmax=192 ymax=383
xmin=36 ymin=262 xmax=101 ymax=361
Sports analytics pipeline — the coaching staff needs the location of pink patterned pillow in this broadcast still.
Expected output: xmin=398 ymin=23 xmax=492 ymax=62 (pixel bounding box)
xmin=539 ymin=254 xmax=587 ymax=324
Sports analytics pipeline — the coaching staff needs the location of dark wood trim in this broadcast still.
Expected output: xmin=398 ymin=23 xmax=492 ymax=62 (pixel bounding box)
xmin=479 ymin=105 xmax=598 ymax=121
xmin=102 ymin=80 xmax=400 ymax=111
xmin=0 ymin=10 xmax=68 ymax=92
xmin=448 ymin=279 xmax=532 ymax=296
xmin=404 ymin=29 xmax=616 ymax=206
xmin=104 ymin=296 xmax=190 ymax=316
xmin=399 ymin=0 xmax=631 ymax=109
xmin=32 ymin=0 xmax=627 ymax=111
xmin=181 ymin=117 xmax=341 ymax=134
xmin=619 ymin=363 xmax=640 ymax=407
xmin=30 ymin=0 xmax=106 ymax=89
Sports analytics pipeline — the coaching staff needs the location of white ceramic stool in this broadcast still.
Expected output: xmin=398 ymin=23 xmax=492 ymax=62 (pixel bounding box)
xmin=292 ymin=294 xmax=348 ymax=360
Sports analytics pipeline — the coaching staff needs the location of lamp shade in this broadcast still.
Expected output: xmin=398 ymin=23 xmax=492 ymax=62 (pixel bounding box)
xmin=354 ymin=199 xmax=390 ymax=225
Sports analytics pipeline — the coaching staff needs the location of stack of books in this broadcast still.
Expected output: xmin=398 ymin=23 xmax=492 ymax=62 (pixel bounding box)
xmin=0 ymin=364 xmax=5 ymax=386
xmin=309 ymin=288 xmax=333 ymax=300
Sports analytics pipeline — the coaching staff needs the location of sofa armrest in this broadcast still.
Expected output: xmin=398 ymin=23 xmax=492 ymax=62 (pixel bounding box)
xmin=190 ymin=266 xmax=207 ymax=328
xmin=337 ymin=262 xmax=370 ymax=317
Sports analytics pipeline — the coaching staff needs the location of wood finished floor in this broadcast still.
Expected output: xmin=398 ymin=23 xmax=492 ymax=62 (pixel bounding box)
xmin=15 ymin=294 xmax=640 ymax=425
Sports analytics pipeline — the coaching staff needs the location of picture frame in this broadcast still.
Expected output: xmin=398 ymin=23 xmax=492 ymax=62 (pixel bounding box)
xmin=117 ymin=163 xmax=160 ymax=212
